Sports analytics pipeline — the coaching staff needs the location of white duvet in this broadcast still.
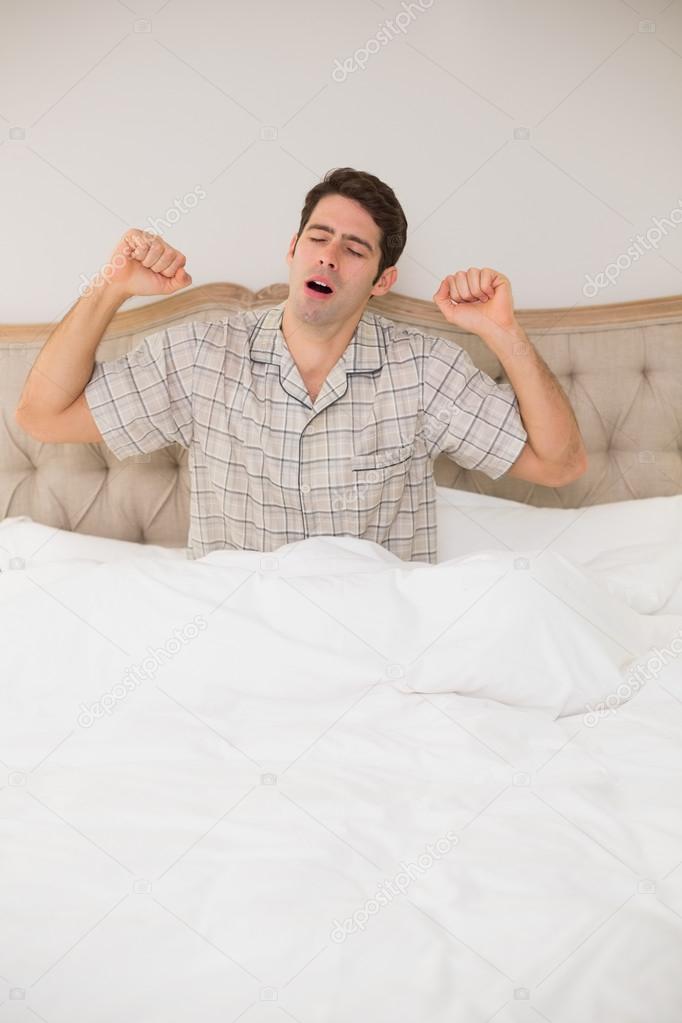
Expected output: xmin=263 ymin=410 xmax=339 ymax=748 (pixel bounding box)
xmin=2 ymin=493 xmax=682 ymax=1022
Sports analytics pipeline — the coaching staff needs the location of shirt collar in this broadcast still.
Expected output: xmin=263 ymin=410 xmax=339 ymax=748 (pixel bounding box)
xmin=248 ymin=300 xmax=384 ymax=374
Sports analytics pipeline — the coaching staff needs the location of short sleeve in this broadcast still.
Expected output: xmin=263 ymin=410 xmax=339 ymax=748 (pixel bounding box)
xmin=84 ymin=323 xmax=199 ymax=460
xmin=420 ymin=334 xmax=527 ymax=479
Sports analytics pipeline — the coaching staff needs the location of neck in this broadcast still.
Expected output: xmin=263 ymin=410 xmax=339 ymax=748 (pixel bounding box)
xmin=281 ymin=300 xmax=364 ymax=375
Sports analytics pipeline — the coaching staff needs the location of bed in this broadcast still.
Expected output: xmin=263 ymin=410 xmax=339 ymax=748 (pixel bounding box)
xmin=1 ymin=285 xmax=682 ymax=1021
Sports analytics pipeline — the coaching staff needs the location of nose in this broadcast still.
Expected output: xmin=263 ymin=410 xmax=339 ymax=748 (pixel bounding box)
xmin=317 ymin=241 xmax=337 ymax=270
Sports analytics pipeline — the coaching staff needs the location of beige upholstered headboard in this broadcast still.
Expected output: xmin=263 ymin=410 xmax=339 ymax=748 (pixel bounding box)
xmin=1 ymin=284 xmax=681 ymax=548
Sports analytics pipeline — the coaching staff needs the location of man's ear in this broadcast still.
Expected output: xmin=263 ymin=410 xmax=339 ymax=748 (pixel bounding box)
xmin=370 ymin=266 xmax=398 ymax=298
xmin=286 ymin=233 xmax=298 ymax=265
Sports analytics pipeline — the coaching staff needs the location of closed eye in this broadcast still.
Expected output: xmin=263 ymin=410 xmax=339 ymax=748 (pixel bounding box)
xmin=311 ymin=237 xmax=363 ymax=257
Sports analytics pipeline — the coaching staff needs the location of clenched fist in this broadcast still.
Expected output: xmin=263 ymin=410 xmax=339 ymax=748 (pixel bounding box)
xmin=103 ymin=229 xmax=192 ymax=299
xmin=433 ymin=267 xmax=517 ymax=339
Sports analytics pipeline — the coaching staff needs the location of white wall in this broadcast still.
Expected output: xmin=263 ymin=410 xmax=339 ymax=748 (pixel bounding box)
xmin=1 ymin=0 xmax=682 ymax=323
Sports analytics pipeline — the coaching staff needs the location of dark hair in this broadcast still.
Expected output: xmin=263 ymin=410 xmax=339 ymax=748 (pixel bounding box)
xmin=294 ymin=167 xmax=408 ymax=285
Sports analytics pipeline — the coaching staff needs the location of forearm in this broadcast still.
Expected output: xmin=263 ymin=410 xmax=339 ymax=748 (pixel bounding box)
xmin=16 ymin=284 xmax=127 ymax=418
xmin=480 ymin=321 xmax=586 ymax=472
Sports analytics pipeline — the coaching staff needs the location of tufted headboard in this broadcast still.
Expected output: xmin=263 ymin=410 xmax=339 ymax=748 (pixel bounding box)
xmin=1 ymin=284 xmax=681 ymax=548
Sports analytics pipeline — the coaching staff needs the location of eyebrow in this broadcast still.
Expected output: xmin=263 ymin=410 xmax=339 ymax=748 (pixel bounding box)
xmin=305 ymin=223 xmax=375 ymax=254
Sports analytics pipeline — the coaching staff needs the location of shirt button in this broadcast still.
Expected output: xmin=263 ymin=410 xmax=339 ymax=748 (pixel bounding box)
xmin=300 ymin=483 xmax=311 ymax=494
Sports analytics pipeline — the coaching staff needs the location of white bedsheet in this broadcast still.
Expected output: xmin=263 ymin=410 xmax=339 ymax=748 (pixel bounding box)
xmin=2 ymin=514 xmax=682 ymax=1021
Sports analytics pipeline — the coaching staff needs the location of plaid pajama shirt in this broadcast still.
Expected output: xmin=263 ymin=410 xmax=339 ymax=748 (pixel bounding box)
xmin=84 ymin=300 xmax=527 ymax=562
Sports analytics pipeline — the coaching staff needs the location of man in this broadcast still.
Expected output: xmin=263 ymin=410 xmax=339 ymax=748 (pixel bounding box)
xmin=15 ymin=167 xmax=587 ymax=563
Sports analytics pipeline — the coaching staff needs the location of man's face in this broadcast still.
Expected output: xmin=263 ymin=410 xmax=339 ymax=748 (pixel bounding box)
xmin=286 ymin=194 xmax=398 ymax=326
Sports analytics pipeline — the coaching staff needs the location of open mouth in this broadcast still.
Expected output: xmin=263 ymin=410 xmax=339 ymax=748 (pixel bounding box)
xmin=305 ymin=279 xmax=334 ymax=296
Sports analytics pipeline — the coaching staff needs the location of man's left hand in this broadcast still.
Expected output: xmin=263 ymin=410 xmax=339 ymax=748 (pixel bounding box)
xmin=433 ymin=267 xmax=518 ymax=338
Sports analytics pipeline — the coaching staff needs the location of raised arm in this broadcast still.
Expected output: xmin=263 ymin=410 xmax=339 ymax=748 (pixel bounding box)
xmin=14 ymin=229 xmax=192 ymax=443
xmin=433 ymin=267 xmax=588 ymax=485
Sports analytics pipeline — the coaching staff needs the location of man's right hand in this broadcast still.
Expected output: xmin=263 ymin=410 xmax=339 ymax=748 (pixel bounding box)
xmin=104 ymin=229 xmax=193 ymax=298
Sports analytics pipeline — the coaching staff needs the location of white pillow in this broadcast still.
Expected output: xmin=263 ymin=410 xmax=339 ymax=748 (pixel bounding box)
xmin=583 ymin=543 xmax=682 ymax=614
xmin=661 ymin=578 xmax=682 ymax=616
xmin=0 ymin=516 xmax=187 ymax=570
xmin=203 ymin=536 xmax=679 ymax=719
xmin=436 ymin=488 xmax=682 ymax=613
xmin=389 ymin=549 xmax=680 ymax=718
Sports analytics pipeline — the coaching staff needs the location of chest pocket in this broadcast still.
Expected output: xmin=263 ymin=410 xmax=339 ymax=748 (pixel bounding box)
xmin=348 ymin=442 xmax=414 ymax=534
xmin=350 ymin=442 xmax=414 ymax=472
